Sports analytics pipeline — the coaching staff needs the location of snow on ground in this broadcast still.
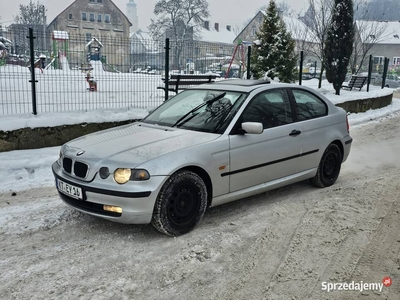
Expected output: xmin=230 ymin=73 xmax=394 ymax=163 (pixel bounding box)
xmin=1 ymin=77 xmax=400 ymax=193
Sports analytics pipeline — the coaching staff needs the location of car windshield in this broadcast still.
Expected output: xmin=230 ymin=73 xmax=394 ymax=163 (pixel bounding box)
xmin=142 ymin=90 xmax=246 ymax=133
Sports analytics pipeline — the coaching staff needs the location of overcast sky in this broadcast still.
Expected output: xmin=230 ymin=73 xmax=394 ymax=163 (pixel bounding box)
xmin=0 ymin=0 xmax=308 ymax=30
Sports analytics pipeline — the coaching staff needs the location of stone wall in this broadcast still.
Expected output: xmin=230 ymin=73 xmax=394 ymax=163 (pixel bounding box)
xmin=0 ymin=120 xmax=137 ymax=152
xmin=335 ymin=93 xmax=393 ymax=113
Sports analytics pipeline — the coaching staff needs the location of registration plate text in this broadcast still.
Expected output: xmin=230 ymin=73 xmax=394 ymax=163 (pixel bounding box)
xmin=57 ymin=179 xmax=83 ymax=200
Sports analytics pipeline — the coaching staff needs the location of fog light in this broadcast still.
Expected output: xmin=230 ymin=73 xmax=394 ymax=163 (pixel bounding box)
xmin=103 ymin=205 xmax=122 ymax=214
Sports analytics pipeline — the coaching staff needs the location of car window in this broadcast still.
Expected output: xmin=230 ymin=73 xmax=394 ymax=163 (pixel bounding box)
xmin=241 ymin=89 xmax=293 ymax=129
xmin=292 ymin=89 xmax=327 ymax=121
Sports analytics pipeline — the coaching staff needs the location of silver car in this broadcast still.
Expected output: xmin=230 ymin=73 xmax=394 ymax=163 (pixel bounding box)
xmin=52 ymin=80 xmax=352 ymax=236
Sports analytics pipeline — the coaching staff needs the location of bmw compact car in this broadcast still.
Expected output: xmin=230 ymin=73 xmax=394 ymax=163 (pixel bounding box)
xmin=52 ymin=80 xmax=352 ymax=236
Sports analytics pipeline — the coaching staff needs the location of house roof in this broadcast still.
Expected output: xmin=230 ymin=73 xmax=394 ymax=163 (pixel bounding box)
xmin=282 ymin=16 xmax=317 ymax=42
xmin=196 ymin=24 xmax=236 ymax=44
xmin=130 ymin=31 xmax=160 ymax=53
xmin=47 ymin=0 xmax=132 ymax=28
xmin=356 ymin=20 xmax=400 ymax=45
xmin=86 ymin=37 xmax=103 ymax=48
xmin=234 ymin=11 xmax=317 ymax=44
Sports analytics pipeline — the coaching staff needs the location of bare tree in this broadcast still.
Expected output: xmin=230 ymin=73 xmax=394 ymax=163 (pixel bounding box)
xmin=303 ymin=0 xmax=334 ymax=88
xmin=149 ymin=0 xmax=209 ymax=69
xmin=277 ymin=1 xmax=296 ymax=16
xmin=14 ymin=1 xmax=47 ymax=53
xmin=14 ymin=1 xmax=46 ymax=26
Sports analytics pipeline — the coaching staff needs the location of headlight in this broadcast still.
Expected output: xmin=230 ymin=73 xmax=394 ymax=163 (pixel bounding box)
xmin=114 ymin=168 xmax=132 ymax=184
xmin=113 ymin=168 xmax=150 ymax=184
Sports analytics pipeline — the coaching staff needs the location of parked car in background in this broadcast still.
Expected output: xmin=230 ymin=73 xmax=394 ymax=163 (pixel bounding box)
xmin=52 ymin=80 xmax=352 ymax=236
xmin=359 ymin=72 xmax=400 ymax=88
xmin=384 ymin=74 xmax=400 ymax=88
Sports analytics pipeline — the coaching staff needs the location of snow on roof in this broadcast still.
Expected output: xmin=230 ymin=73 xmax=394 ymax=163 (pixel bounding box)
xmin=130 ymin=31 xmax=160 ymax=52
xmin=356 ymin=20 xmax=400 ymax=45
xmin=53 ymin=31 xmax=69 ymax=40
xmin=197 ymin=25 xmax=236 ymax=44
xmin=0 ymin=36 xmax=12 ymax=46
xmin=85 ymin=37 xmax=104 ymax=48
xmin=282 ymin=16 xmax=317 ymax=42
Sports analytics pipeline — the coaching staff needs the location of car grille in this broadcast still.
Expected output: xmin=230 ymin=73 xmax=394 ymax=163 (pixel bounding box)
xmin=62 ymin=157 xmax=89 ymax=179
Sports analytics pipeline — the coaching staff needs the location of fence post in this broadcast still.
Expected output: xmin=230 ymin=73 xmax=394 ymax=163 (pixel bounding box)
xmin=314 ymin=61 xmax=317 ymax=78
xmin=164 ymin=38 xmax=170 ymax=101
xmin=367 ymin=55 xmax=373 ymax=92
xmin=299 ymin=51 xmax=303 ymax=86
xmin=381 ymin=57 xmax=389 ymax=89
xmin=246 ymin=46 xmax=251 ymax=80
xmin=27 ymin=27 xmax=38 ymax=115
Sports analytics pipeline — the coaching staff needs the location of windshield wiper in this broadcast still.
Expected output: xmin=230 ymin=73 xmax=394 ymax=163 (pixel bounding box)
xmin=171 ymin=92 xmax=227 ymax=128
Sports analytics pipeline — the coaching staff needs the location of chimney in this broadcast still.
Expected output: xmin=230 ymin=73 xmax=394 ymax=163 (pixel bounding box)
xmin=204 ymin=21 xmax=209 ymax=30
xmin=214 ymin=22 xmax=219 ymax=32
xmin=226 ymin=25 xmax=231 ymax=31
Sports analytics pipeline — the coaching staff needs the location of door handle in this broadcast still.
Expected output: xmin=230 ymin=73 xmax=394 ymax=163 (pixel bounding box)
xmin=289 ymin=130 xmax=301 ymax=136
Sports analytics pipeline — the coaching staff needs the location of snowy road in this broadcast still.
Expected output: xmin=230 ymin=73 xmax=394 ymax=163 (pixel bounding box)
xmin=1 ymin=113 xmax=400 ymax=300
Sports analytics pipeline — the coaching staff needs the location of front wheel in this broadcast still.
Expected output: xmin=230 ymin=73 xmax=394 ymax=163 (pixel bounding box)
xmin=151 ymin=170 xmax=207 ymax=236
xmin=310 ymin=144 xmax=342 ymax=188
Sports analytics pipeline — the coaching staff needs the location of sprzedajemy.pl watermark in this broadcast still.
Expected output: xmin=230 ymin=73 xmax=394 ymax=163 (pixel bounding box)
xmin=322 ymin=277 xmax=392 ymax=293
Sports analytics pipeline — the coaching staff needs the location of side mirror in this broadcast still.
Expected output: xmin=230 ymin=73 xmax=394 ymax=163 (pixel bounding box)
xmin=241 ymin=122 xmax=263 ymax=134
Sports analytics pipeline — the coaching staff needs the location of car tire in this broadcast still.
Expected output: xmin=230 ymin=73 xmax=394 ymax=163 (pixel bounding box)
xmin=310 ymin=144 xmax=342 ymax=188
xmin=151 ymin=170 xmax=207 ymax=236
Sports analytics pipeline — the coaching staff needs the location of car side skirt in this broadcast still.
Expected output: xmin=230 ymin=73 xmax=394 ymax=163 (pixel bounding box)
xmin=211 ymin=168 xmax=317 ymax=207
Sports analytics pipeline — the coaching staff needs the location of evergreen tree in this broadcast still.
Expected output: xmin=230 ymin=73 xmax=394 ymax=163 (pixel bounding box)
xmin=250 ymin=0 xmax=297 ymax=83
xmin=324 ymin=0 xmax=354 ymax=95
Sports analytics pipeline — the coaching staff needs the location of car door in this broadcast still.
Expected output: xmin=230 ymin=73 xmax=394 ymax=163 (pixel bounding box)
xmin=289 ymin=88 xmax=329 ymax=172
xmin=228 ymin=88 xmax=303 ymax=193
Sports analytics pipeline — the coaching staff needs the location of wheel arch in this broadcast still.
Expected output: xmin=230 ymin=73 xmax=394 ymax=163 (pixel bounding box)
xmin=330 ymin=140 xmax=344 ymax=162
xmin=180 ymin=166 xmax=213 ymax=208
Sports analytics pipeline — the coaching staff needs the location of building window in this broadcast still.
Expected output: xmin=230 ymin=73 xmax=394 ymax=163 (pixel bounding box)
xmin=251 ymin=27 xmax=256 ymax=37
xmin=82 ymin=12 xmax=87 ymax=21
xmin=68 ymin=13 xmax=73 ymax=20
xmin=86 ymin=33 xmax=92 ymax=42
xmin=394 ymin=57 xmax=400 ymax=65
xmin=89 ymin=0 xmax=95 ymax=2
xmin=373 ymin=56 xmax=384 ymax=65
xmin=98 ymin=14 xmax=102 ymax=22
xmin=97 ymin=0 xmax=102 ymax=2
xmin=105 ymin=14 xmax=110 ymax=23
xmin=90 ymin=13 xmax=95 ymax=22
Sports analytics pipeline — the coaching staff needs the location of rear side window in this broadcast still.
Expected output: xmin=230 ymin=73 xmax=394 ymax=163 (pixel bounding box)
xmin=241 ymin=89 xmax=293 ymax=129
xmin=292 ymin=89 xmax=327 ymax=121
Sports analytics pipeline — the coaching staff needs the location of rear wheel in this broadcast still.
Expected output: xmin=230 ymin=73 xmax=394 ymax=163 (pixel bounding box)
xmin=151 ymin=170 xmax=207 ymax=236
xmin=310 ymin=144 xmax=342 ymax=188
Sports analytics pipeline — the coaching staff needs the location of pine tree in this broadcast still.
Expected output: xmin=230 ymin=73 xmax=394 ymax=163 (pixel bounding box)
xmin=324 ymin=0 xmax=354 ymax=95
xmin=250 ymin=0 xmax=297 ymax=83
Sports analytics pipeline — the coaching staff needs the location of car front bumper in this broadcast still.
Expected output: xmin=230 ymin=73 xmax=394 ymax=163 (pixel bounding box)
xmin=52 ymin=162 xmax=167 ymax=224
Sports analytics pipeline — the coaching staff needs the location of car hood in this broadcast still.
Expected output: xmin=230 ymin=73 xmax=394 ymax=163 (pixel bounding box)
xmin=64 ymin=122 xmax=219 ymax=168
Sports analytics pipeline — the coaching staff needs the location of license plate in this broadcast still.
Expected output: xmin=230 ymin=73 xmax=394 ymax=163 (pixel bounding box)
xmin=56 ymin=179 xmax=83 ymax=200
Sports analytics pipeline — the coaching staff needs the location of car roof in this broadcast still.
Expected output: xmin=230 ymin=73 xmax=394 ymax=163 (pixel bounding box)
xmin=193 ymin=79 xmax=298 ymax=93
